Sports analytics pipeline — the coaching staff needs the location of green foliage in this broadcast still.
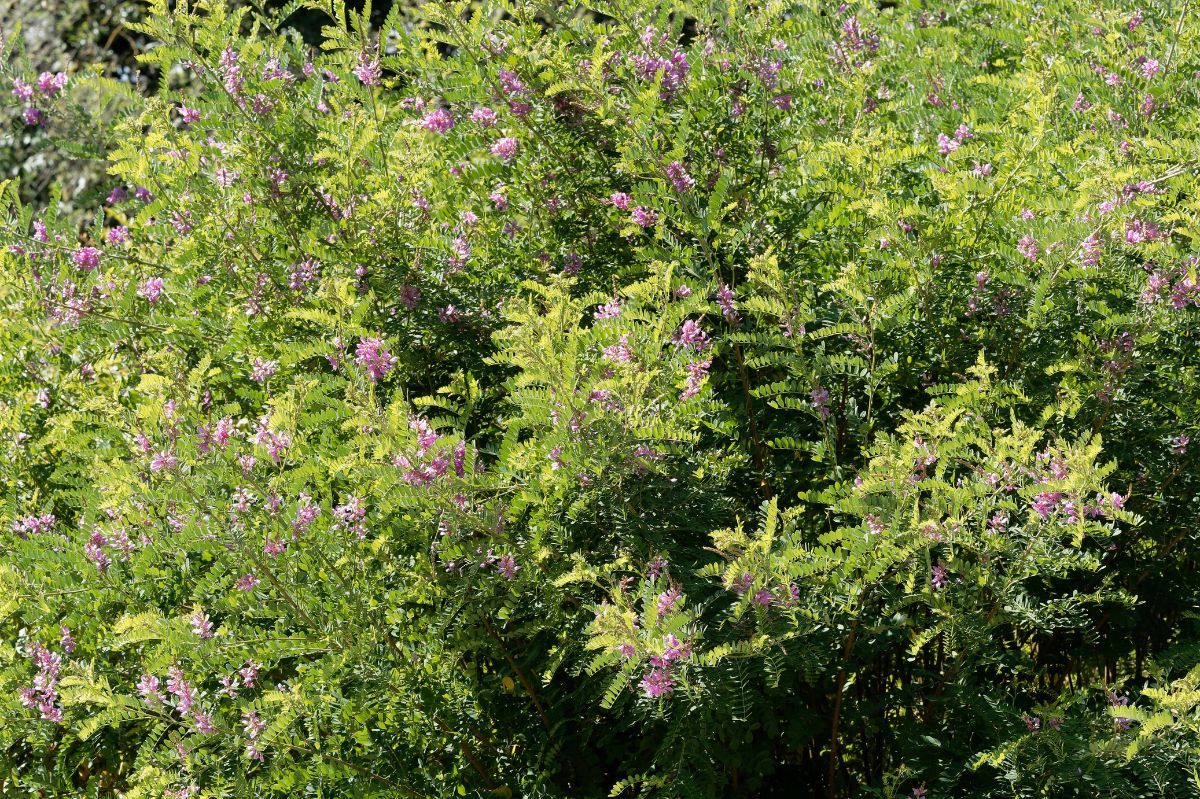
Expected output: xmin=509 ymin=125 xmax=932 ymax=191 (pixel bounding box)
xmin=2 ymin=0 xmax=1200 ymax=796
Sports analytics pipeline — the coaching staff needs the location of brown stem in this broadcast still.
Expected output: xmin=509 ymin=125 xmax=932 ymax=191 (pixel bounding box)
xmin=733 ymin=342 xmax=772 ymax=500
xmin=827 ymin=618 xmax=860 ymax=799
xmin=482 ymin=614 xmax=552 ymax=734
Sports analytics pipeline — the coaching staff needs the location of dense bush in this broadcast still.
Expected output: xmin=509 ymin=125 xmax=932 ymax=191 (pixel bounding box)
xmin=3 ymin=0 xmax=1200 ymax=796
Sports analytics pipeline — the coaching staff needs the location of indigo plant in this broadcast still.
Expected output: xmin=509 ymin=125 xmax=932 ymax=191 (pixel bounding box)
xmin=2 ymin=0 xmax=1200 ymax=796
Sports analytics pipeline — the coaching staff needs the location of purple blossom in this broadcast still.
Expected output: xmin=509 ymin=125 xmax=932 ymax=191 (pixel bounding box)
xmin=472 ymin=107 xmax=497 ymax=126
xmin=11 ymin=78 xmax=33 ymax=102
xmin=166 ymin=667 xmax=196 ymax=714
xmin=594 ymin=298 xmax=622 ymax=319
xmin=137 ymin=673 xmax=163 ymax=704
xmin=630 ymin=49 xmax=690 ymax=101
xmin=73 ymin=247 xmax=101 ymax=271
xmin=665 ymin=161 xmax=695 ymax=192
xmin=498 ymin=69 xmax=527 ymax=96
xmin=603 ymin=334 xmax=635 ymax=363
xmin=1017 ymin=236 xmax=1040 ymax=262
xmin=496 ymin=553 xmax=519 ymax=579
xmin=1032 ymin=491 xmax=1063 ymax=519
xmin=191 ymin=609 xmax=214 ymax=639
xmin=333 ymin=496 xmax=368 ymax=539
xmin=1110 ymin=692 xmax=1133 ymax=731
xmin=240 ymin=660 xmax=261 ymax=688
xmin=680 ymin=360 xmax=711 ymax=400
xmin=811 ymin=386 xmax=831 ymax=420
xmin=150 ymin=450 xmax=177 ymax=472
xmin=491 ymin=136 xmax=519 ymax=162
xmin=607 ymin=192 xmax=631 ymax=210
xmin=421 ymin=108 xmax=455 ymax=133
xmin=20 ymin=644 xmax=63 ymax=723
xmin=288 ymin=258 xmax=319 ymax=292
xmin=353 ymin=50 xmax=381 ymax=85
xmin=630 ymin=206 xmax=658 ymax=228
xmin=639 ymin=667 xmax=675 ymax=697
xmin=138 ymin=277 xmax=164 ymax=304
xmin=293 ymin=495 xmax=322 ymax=536
xmin=656 ymin=585 xmax=681 ymax=617
xmin=672 ymin=319 xmax=710 ymax=350
xmin=355 ymin=337 xmax=397 ymax=383
xmin=716 ymin=283 xmax=738 ymax=322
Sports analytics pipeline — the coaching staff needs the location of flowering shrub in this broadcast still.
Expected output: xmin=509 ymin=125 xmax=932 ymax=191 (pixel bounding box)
xmin=3 ymin=0 xmax=1200 ymax=796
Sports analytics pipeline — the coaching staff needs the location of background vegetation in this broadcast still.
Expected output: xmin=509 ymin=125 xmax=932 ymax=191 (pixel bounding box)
xmin=2 ymin=0 xmax=1200 ymax=797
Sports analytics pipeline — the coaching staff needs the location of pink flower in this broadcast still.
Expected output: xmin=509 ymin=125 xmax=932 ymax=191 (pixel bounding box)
xmin=496 ymin=553 xmax=519 ymax=579
xmin=1017 ymin=236 xmax=1039 ymax=262
xmin=150 ymin=451 xmax=177 ymax=471
xmin=672 ymin=319 xmax=710 ymax=350
xmin=137 ymin=674 xmax=163 ymax=704
xmin=630 ymin=206 xmax=658 ymax=228
xmin=353 ymin=50 xmax=381 ymax=85
xmin=250 ymin=358 xmax=277 ymax=383
xmin=191 ymin=609 xmax=214 ymax=639
xmin=716 ymin=283 xmax=738 ymax=322
xmin=594 ymin=298 xmax=622 ymax=319
xmin=36 ymin=71 xmax=68 ymax=96
xmin=639 ymin=668 xmax=675 ymax=697
xmin=354 ymin=337 xmax=397 ymax=383
xmin=937 ymin=133 xmax=959 ymax=155
xmin=680 ymin=360 xmax=711 ymax=401
xmin=812 ymin=386 xmax=830 ymax=420
xmin=166 ymin=667 xmax=196 ymax=713
xmin=607 ymin=192 xmax=631 ymax=210
xmin=192 ymin=710 xmax=216 ymax=734
xmin=491 ymin=136 xmax=519 ymax=162
xmin=73 ymin=247 xmax=101 ymax=271
xmin=471 ymin=107 xmax=497 ymax=126
xmin=421 ymin=108 xmax=455 ymax=133
xmin=138 ymin=277 xmax=164 ymax=304
xmin=11 ymin=78 xmax=33 ymax=102
xmin=603 ymin=334 xmax=635 ymax=363
xmin=178 ymin=105 xmax=201 ymax=123
xmin=498 ymin=69 xmax=527 ymax=96
xmin=665 ymin=161 xmax=695 ymax=192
